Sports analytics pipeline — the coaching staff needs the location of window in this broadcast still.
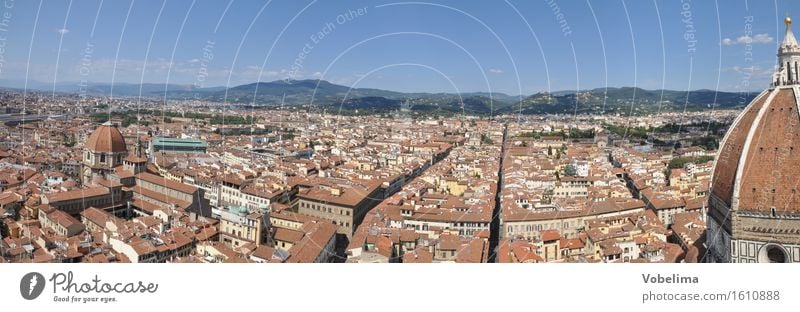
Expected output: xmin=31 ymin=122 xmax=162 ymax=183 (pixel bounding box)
xmin=766 ymin=246 xmax=788 ymax=263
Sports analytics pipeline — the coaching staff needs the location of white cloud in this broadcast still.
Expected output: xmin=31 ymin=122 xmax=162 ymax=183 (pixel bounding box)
xmin=488 ymin=68 xmax=504 ymax=74
xmin=722 ymin=33 xmax=773 ymax=45
xmin=725 ymin=65 xmax=774 ymax=76
xmin=56 ymin=28 xmax=69 ymax=35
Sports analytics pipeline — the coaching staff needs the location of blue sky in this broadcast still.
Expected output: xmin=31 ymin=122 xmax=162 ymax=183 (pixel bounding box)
xmin=0 ymin=0 xmax=797 ymax=94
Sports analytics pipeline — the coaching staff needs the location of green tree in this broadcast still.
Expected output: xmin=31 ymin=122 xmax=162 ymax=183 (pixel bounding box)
xmin=564 ymin=165 xmax=577 ymax=177
xmin=668 ymin=156 xmax=715 ymax=169
xmin=481 ymin=134 xmax=493 ymax=145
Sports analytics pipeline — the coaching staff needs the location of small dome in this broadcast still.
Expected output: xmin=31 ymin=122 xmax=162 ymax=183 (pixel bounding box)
xmin=86 ymin=124 xmax=127 ymax=153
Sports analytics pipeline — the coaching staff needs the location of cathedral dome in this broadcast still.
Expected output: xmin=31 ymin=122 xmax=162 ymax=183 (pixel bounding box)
xmin=707 ymin=15 xmax=800 ymax=263
xmin=711 ymin=87 xmax=800 ymax=213
xmin=85 ymin=123 xmax=127 ymax=153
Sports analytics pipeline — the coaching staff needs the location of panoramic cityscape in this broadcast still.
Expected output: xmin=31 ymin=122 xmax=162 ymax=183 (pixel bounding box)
xmin=0 ymin=0 xmax=798 ymax=266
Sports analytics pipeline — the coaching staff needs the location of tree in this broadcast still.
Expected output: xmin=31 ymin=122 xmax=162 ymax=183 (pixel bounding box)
xmin=567 ymin=127 xmax=595 ymax=139
xmin=481 ymin=134 xmax=493 ymax=145
xmin=668 ymin=156 xmax=715 ymax=169
xmin=564 ymin=165 xmax=577 ymax=177
xmin=691 ymin=136 xmax=719 ymax=150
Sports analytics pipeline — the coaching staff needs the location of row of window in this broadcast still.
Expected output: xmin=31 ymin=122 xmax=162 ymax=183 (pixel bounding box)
xmin=454 ymin=222 xmax=488 ymax=228
xmin=554 ymin=192 xmax=588 ymax=196
xmin=506 ymin=222 xmax=570 ymax=234
xmin=300 ymin=201 xmax=351 ymax=216
xmin=85 ymin=152 xmax=123 ymax=165
xmin=272 ymin=220 xmax=302 ymax=230
xmin=57 ymin=198 xmax=111 ymax=213
xmin=245 ymin=194 xmax=269 ymax=204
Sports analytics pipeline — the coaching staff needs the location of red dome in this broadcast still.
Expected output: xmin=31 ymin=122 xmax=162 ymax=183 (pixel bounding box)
xmin=85 ymin=124 xmax=127 ymax=153
xmin=711 ymin=87 xmax=800 ymax=213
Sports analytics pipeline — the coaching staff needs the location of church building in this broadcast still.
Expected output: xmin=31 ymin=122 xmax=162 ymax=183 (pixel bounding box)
xmin=706 ymin=16 xmax=800 ymax=263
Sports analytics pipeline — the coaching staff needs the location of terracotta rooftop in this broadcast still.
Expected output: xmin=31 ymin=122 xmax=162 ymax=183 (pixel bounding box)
xmin=86 ymin=124 xmax=127 ymax=153
xmin=44 ymin=186 xmax=110 ymax=203
xmin=286 ymin=222 xmax=337 ymax=263
xmin=136 ymin=172 xmax=198 ymax=195
xmin=712 ymin=87 xmax=800 ymax=213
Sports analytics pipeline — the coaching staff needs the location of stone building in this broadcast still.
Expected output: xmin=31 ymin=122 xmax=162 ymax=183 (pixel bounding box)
xmin=82 ymin=122 xmax=128 ymax=184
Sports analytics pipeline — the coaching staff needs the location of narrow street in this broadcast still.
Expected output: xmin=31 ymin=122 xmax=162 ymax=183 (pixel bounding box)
xmin=488 ymin=123 xmax=507 ymax=263
xmin=333 ymin=145 xmax=455 ymax=262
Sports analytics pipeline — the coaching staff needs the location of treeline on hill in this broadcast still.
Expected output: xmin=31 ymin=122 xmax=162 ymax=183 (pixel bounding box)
xmin=603 ymin=121 xmax=728 ymax=139
xmin=517 ymin=128 xmax=596 ymax=140
xmin=167 ymin=82 xmax=759 ymax=116
xmin=90 ymin=110 xmax=257 ymax=126
xmin=668 ymin=156 xmax=715 ymax=169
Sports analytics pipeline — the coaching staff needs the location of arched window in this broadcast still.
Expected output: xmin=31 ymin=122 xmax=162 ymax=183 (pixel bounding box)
xmin=767 ymin=246 xmax=788 ymax=263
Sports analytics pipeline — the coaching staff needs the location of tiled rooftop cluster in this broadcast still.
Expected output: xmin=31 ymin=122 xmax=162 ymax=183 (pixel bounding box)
xmin=0 ymin=90 xmax=738 ymax=263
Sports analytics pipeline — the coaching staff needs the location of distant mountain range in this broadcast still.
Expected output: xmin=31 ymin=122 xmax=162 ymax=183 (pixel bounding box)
xmin=511 ymin=87 xmax=757 ymax=115
xmin=0 ymin=79 xmax=758 ymax=115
